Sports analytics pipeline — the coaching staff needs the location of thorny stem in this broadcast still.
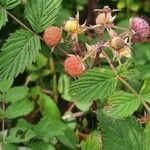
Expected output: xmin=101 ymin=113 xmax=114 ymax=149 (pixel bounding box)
xmin=102 ymin=50 xmax=150 ymax=114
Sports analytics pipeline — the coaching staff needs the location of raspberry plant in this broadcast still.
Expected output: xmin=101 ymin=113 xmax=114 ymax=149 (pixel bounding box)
xmin=0 ymin=0 xmax=150 ymax=150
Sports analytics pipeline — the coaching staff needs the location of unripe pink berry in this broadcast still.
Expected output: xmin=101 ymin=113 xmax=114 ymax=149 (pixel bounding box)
xmin=64 ymin=55 xmax=85 ymax=78
xmin=43 ymin=26 xmax=62 ymax=47
xmin=131 ymin=17 xmax=149 ymax=42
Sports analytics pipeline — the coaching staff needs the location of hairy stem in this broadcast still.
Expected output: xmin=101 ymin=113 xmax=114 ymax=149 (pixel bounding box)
xmin=102 ymin=50 xmax=150 ymax=113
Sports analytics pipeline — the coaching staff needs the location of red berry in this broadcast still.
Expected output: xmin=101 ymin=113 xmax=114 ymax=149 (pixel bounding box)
xmin=131 ymin=17 xmax=149 ymax=42
xmin=43 ymin=26 xmax=62 ymax=47
xmin=64 ymin=55 xmax=85 ymax=78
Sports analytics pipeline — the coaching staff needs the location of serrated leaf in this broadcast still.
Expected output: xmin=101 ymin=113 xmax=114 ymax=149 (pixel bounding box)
xmin=80 ymin=135 xmax=102 ymax=150
xmin=0 ymin=6 xmax=7 ymax=29
xmin=97 ymin=111 xmax=143 ymax=150
xmin=38 ymin=93 xmax=60 ymax=119
xmin=143 ymin=121 xmax=150 ymax=150
xmin=5 ymin=99 xmax=34 ymax=119
xmin=34 ymin=116 xmax=66 ymax=139
xmin=107 ymin=91 xmax=141 ymax=118
xmin=70 ymin=68 xmax=117 ymax=105
xmin=4 ymin=86 xmax=29 ymax=103
xmin=0 ymin=77 xmax=13 ymax=93
xmin=140 ymin=77 xmax=150 ymax=95
xmin=0 ymin=0 xmax=21 ymax=9
xmin=25 ymin=0 xmax=62 ymax=33
xmin=117 ymin=59 xmax=139 ymax=79
xmin=28 ymin=142 xmax=55 ymax=150
xmin=0 ymin=30 xmax=41 ymax=81
xmin=140 ymin=77 xmax=150 ymax=102
xmin=6 ymin=127 xmax=36 ymax=143
xmin=57 ymin=128 xmax=76 ymax=150
xmin=17 ymin=118 xmax=34 ymax=130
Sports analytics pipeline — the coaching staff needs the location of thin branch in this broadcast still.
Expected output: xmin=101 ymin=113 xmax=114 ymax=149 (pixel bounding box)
xmin=3 ymin=6 xmax=44 ymax=41
xmin=62 ymin=111 xmax=85 ymax=120
xmin=67 ymin=103 xmax=75 ymax=111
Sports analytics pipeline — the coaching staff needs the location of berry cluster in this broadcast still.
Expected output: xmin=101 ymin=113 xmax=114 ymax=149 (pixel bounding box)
xmin=43 ymin=6 xmax=150 ymax=78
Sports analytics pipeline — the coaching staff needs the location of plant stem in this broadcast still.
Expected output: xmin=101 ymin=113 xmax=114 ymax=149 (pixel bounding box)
xmin=102 ymin=50 xmax=150 ymax=113
xmin=62 ymin=111 xmax=85 ymax=120
xmin=118 ymin=77 xmax=150 ymax=113
xmin=3 ymin=6 xmax=43 ymax=41
xmin=101 ymin=50 xmax=116 ymax=73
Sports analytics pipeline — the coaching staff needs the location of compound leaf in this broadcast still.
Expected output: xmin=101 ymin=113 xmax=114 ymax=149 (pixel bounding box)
xmin=25 ymin=0 xmax=62 ymax=33
xmin=107 ymin=91 xmax=141 ymax=118
xmin=70 ymin=68 xmax=117 ymax=108
xmin=0 ymin=30 xmax=41 ymax=81
xmin=97 ymin=111 xmax=143 ymax=150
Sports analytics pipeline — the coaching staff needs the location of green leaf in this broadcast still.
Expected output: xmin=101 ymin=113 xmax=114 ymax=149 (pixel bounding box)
xmin=0 ymin=30 xmax=41 ymax=81
xmin=57 ymin=127 xmax=76 ymax=150
xmin=117 ymin=59 xmax=139 ymax=79
xmin=140 ymin=77 xmax=150 ymax=95
xmin=4 ymin=144 xmax=17 ymax=150
xmin=0 ymin=0 xmax=21 ymax=9
xmin=0 ymin=6 xmax=7 ymax=29
xmin=58 ymin=74 xmax=72 ymax=101
xmin=97 ymin=111 xmax=143 ymax=150
xmin=107 ymin=91 xmax=141 ymax=118
xmin=34 ymin=116 xmax=66 ymax=139
xmin=134 ymin=43 xmax=150 ymax=62
xmin=0 ymin=77 xmax=13 ymax=93
xmin=143 ymin=121 xmax=150 ymax=150
xmin=70 ymin=68 xmax=117 ymax=105
xmin=25 ymin=0 xmax=62 ymax=33
xmin=17 ymin=118 xmax=34 ymax=130
xmin=80 ymin=135 xmax=102 ymax=150
xmin=4 ymin=86 xmax=29 ymax=103
xmin=140 ymin=77 xmax=150 ymax=102
xmin=38 ymin=93 xmax=60 ymax=119
xmin=6 ymin=127 xmax=36 ymax=143
xmin=5 ymin=99 xmax=34 ymax=119
xmin=28 ymin=142 xmax=55 ymax=150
